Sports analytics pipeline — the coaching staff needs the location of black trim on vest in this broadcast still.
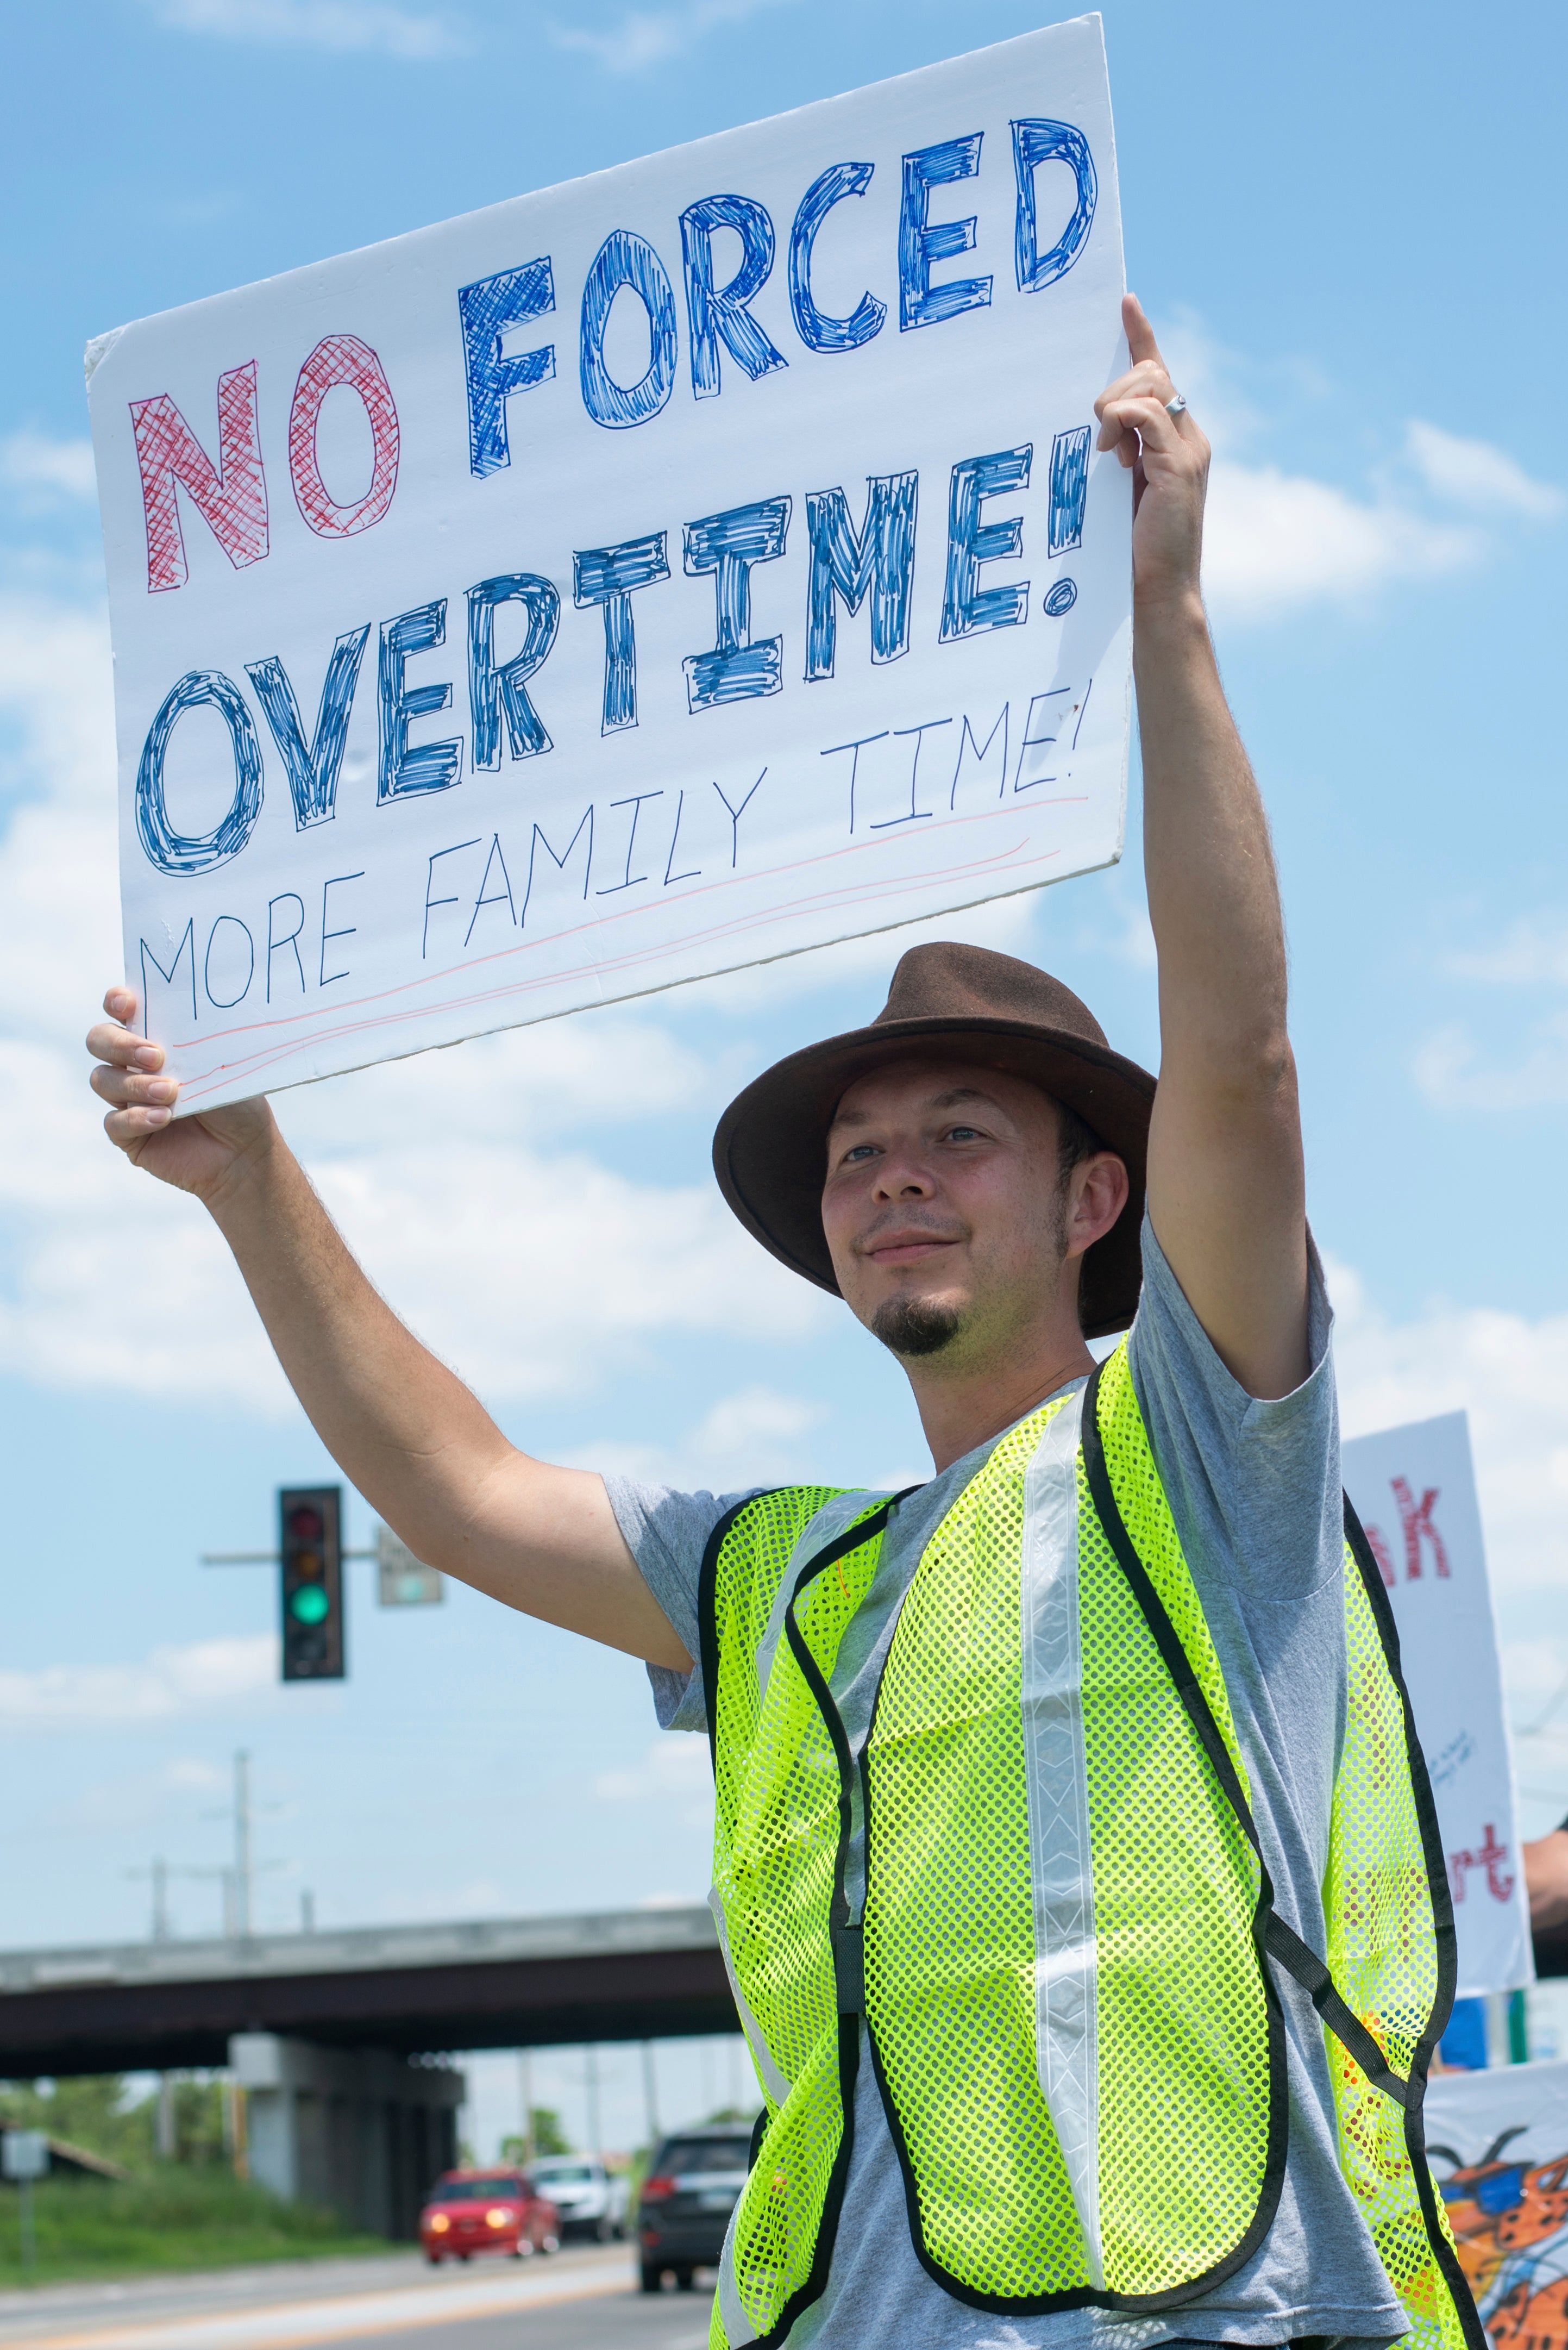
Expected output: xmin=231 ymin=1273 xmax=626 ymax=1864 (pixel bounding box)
xmin=733 ymin=1497 xmax=903 ymax=2350
xmin=697 ymin=1492 xmax=772 ymax=1776
xmin=857 ymin=1369 xmax=1289 ymax=2316
xmin=1081 ymin=1389 xmax=1482 ymax=2349
xmin=1343 ymin=1500 xmax=1488 ymax=2350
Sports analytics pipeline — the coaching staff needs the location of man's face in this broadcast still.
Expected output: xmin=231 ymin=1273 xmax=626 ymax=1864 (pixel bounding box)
xmin=820 ymin=1057 xmax=1109 ymax=1363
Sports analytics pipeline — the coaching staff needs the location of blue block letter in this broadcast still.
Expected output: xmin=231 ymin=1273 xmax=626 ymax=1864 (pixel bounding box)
xmin=805 ymin=473 xmax=917 ymax=680
xmin=682 ymin=498 xmax=791 ymax=712
xmin=789 ymin=162 xmax=886 ymax=355
xmin=574 ymin=534 xmax=670 ymax=732
xmin=1011 ymin=120 xmax=1096 ymax=293
xmin=899 ymin=135 xmax=992 ymax=333
xmin=378 ymin=601 xmax=462 ymax=802
xmin=246 ymin=624 xmax=370 ymax=830
xmin=580 ymin=232 xmax=678 ymax=430
xmin=1048 ymin=426 xmax=1091 ymax=557
xmin=942 ymin=447 xmax=1032 ymax=642
xmin=467 ymin=574 xmax=560 ymax=768
xmin=680 ymin=194 xmax=788 ymax=399
xmin=136 ymin=670 xmax=264 ymax=877
xmin=459 ymin=259 xmax=556 ymax=479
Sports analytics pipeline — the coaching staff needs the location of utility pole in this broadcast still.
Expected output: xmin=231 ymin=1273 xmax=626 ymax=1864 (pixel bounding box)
xmin=518 ymin=2050 xmax=535 ymax=2166
xmin=641 ymin=2041 xmax=660 ymax=2148
xmin=233 ymin=1751 xmax=252 ymax=1939
xmin=300 ymin=1890 xmax=316 ymax=1933
xmin=126 ymin=1858 xmax=172 ymax=1942
xmin=584 ymin=2043 xmax=601 ymax=2161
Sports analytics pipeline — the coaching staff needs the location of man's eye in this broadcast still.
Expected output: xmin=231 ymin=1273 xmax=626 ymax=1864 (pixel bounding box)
xmin=844 ymin=1143 xmax=880 ymax=1164
xmin=945 ymin=1125 xmax=981 ymax=1142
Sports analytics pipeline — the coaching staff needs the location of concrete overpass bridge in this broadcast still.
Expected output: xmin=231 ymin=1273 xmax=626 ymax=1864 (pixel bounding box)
xmin=0 ymin=1905 xmax=734 ymax=2239
xmin=0 ymin=1904 xmax=730 ymax=2077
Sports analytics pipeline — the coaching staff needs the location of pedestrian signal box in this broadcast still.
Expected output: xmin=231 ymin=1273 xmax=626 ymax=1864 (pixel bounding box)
xmin=279 ymin=1485 xmax=344 ymax=1682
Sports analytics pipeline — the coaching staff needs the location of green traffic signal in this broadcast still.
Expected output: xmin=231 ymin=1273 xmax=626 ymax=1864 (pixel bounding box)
xmin=278 ymin=1485 xmax=344 ymax=1681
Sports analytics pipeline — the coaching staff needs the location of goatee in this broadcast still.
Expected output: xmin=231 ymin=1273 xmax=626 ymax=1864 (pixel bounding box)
xmin=871 ymin=1295 xmax=962 ymax=1359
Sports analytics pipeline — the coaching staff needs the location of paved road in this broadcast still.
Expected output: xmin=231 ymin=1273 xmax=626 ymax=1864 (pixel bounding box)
xmin=0 ymin=2244 xmax=714 ymax=2350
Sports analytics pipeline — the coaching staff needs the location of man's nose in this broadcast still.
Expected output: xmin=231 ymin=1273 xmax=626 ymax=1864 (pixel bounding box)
xmin=873 ymin=1156 xmax=934 ymax=1200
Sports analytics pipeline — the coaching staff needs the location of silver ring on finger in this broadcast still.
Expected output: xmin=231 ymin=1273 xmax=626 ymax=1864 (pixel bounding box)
xmin=1165 ymin=392 xmax=1188 ymax=417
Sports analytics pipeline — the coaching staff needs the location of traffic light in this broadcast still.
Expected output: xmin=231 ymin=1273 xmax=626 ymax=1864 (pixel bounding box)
xmin=279 ymin=1486 xmax=344 ymax=1682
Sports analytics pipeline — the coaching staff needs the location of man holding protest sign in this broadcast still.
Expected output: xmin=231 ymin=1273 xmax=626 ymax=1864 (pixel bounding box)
xmin=85 ymin=295 xmax=1479 ymax=2350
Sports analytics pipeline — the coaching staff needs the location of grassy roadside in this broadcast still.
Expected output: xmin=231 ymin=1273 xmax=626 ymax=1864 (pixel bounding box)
xmin=0 ymin=2170 xmax=387 ymax=2289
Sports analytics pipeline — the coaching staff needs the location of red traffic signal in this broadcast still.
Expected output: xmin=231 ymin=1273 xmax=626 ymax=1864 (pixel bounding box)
xmin=278 ymin=1485 xmax=344 ymax=1682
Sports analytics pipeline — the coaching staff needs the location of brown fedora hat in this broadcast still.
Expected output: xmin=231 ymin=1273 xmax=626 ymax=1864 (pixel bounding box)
xmin=711 ymin=942 xmax=1157 ymax=1342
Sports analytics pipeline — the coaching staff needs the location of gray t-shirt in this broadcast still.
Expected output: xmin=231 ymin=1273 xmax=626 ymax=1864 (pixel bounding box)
xmin=605 ymin=1216 xmax=1407 ymax=2350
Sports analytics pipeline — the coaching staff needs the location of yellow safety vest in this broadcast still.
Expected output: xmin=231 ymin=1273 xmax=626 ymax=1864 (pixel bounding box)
xmin=699 ymin=1340 xmax=1484 ymax=2350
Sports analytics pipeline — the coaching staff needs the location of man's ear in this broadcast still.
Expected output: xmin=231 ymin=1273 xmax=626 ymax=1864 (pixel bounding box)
xmin=1067 ymin=1152 xmax=1130 ymax=1258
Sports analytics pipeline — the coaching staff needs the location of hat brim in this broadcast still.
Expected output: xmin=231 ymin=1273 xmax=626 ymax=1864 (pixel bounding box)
xmin=712 ymin=1014 xmax=1157 ymax=1343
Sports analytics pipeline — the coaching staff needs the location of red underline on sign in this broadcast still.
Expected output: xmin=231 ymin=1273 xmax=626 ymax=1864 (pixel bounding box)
xmin=173 ymin=799 xmax=1088 ymax=1102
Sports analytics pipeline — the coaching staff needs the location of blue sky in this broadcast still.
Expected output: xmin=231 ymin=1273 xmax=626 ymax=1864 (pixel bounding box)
xmin=3 ymin=0 xmax=1567 ymax=2151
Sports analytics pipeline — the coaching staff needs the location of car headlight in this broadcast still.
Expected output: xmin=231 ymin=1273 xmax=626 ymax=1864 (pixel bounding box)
xmin=487 ymin=2207 xmax=512 ymax=2228
xmin=428 ymin=2214 xmax=450 ymax=2233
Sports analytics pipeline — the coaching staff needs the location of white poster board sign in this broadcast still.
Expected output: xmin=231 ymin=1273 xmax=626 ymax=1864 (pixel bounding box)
xmin=89 ymin=17 xmax=1130 ymax=1110
xmin=1344 ymin=1411 xmax=1533 ymax=1998
xmin=1423 ymin=2061 xmax=1568 ymax=2350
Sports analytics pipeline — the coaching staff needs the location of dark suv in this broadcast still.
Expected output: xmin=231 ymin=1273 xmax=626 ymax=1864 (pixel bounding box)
xmin=636 ymin=2123 xmax=754 ymax=2292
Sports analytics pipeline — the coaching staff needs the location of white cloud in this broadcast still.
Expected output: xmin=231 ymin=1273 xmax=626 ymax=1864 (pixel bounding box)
xmin=594 ymin=1733 xmax=710 ymax=1814
xmin=550 ymin=0 xmax=785 ymax=72
xmin=151 ymin=0 xmax=466 ymax=60
xmin=1405 ymin=420 xmax=1564 ymax=521
xmin=1 ymin=433 xmax=96 ymax=501
xmin=583 ymin=1384 xmax=829 ymax=1489
xmin=0 ymin=1636 xmax=277 ymax=1730
xmin=1329 ymin=1255 xmax=1568 ymax=1603
xmin=1159 ymin=318 xmax=1560 ymax=621
xmin=1414 ymin=1016 xmax=1568 ymax=1112
xmin=1202 ymin=460 xmax=1480 ymax=618
xmin=1410 ymin=915 xmax=1568 ymax=1110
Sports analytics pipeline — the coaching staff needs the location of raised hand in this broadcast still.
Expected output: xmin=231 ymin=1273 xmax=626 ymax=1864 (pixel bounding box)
xmin=1094 ymin=292 xmax=1209 ymax=608
xmin=85 ymin=986 xmax=276 ymax=1201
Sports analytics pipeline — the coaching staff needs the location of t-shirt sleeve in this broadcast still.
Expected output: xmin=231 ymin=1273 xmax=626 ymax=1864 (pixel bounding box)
xmin=1126 ymin=1209 xmax=1341 ymax=1603
xmin=600 ymin=1473 xmax=763 ymax=1734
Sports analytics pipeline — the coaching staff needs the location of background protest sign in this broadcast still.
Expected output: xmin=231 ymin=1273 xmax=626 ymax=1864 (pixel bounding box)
xmin=89 ymin=16 xmax=1130 ymax=1110
xmin=1424 ymin=2062 xmax=1568 ymax=2350
xmin=1344 ymin=1411 xmax=1534 ymax=1999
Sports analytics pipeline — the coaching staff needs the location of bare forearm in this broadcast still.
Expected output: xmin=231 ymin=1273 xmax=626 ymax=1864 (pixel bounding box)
xmin=1138 ymin=592 xmax=1288 ymax=1079
xmin=206 ymin=1128 xmax=513 ymax=1574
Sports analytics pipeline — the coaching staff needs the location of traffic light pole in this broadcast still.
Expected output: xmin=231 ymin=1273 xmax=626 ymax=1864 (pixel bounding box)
xmin=203 ymin=1494 xmax=444 ymax=1683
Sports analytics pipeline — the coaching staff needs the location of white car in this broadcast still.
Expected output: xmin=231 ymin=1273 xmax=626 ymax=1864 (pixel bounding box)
xmin=528 ymin=2156 xmax=628 ymax=2240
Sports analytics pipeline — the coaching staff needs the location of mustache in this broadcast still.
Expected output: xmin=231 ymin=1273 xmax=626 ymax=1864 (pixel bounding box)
xmin=854 ymin=1210 xmax=967 ymax=1253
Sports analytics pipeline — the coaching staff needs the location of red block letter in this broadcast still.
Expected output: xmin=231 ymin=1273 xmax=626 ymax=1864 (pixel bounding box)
xmin=288 ymin=334 xmax=399 ymax=540
xmin=1392 ymin=1476 xmax=1451 ymax=1579
xmin=1363 ymin=1521 xmax=1396 ymax=1589
xmin=130 ymin=361 xmax=269 ymax=593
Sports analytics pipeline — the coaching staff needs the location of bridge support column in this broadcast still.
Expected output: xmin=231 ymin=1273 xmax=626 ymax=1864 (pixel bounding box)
xmin=230 ymin=2034 xmax=463 ymax=2239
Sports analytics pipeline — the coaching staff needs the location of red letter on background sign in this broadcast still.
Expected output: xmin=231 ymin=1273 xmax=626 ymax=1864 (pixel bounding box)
xmin=288 ymin=334 xmax=400 ymax=539
xmin=130 ymin=361 xmax=269 ymax=593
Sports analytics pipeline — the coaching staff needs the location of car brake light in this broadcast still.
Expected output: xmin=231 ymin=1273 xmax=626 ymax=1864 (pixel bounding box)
xmin=641 ymin=2174 xmax=675 ymax=2199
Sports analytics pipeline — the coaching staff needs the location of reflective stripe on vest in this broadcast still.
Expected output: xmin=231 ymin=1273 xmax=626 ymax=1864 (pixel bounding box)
xmin=701 ymin=1343 xmax=1485 ymax=2350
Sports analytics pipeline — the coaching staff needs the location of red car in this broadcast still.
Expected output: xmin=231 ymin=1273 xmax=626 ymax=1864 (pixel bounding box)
xmin=420 ymin=2168 xmax=560 ymax=2264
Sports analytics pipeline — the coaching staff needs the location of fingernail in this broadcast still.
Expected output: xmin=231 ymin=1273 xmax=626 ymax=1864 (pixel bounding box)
xmin=133 ymin=1047 xmax=159 ymax=1070
xmin=145 ymin=1107 xmax=172 ymax=1127
xmin=147 ymin=1078 xmax=177 ymax=1104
